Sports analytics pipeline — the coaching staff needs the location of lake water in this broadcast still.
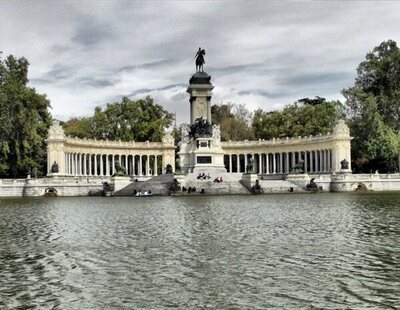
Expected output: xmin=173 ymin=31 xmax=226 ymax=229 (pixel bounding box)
xmin=1 ymin=193 xmax=400 ymax=309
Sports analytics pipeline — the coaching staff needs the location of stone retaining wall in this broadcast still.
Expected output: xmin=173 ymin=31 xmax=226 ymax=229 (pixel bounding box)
xmin=2 ymin=173 xmax=400 ymax=197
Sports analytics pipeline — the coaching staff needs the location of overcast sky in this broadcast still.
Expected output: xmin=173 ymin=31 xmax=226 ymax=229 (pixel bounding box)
xmin=1 ymin=1 xmax=400 ymax=124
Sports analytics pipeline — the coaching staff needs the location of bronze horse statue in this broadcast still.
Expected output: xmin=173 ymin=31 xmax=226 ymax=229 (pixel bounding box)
xmin=195 ymin=48 xmax=205 ymax=72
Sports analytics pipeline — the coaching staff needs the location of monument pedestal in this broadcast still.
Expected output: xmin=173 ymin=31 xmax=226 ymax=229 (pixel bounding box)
xmin=178 ymin=71 xmax=227 ymax=174
xmin=111 ymin=176 xmax=132 ymax=192
xmin=241 ymin=173 xmax=258 ymax=188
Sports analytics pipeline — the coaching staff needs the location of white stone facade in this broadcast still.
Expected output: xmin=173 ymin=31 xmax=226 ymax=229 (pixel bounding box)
xmin=46 ymin=120 xmax=176 ymax=177
xmin=221 ymin=120 xmax=352 ymax=175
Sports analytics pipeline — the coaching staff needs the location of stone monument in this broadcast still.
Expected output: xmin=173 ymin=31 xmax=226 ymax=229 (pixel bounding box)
xmin=177 ymin=50 xmax=226 ymax=173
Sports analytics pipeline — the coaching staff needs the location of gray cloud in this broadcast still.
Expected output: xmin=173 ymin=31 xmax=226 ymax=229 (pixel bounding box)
xmin=78 ymin=78 xmax=114 ymax=88
xmin=71 ymin=16 xmax=115 ymax=46
xmin=1 ymin=1 xmax=400 ymax=124
xmin=284 ymin=72 xmax=354 ymax=87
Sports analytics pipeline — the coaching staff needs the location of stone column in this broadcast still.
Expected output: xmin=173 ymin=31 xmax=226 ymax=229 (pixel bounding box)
xmin=153 ymin=155 xmax=158 ymax=176
xmin=139 ymin=155 xmax=143 ymax=176
xmin=279 ymin=153 xmax=283 ymax=173
xmin=132 ymin=155 xmax=135 ymax=176
xmin=229 ymin=154 xmax=232 ymax=173
xmin=99 ymin=155 xmax=103 ymax=176
xmin=272 ymin=153 xmax=276 ymax=174
xmin=244 ymin=154 xmax=248 ymax=172
xmin=265 ymin=154 xmax=269 ymax=174
xmin=82 ymin=154 xmax=86 ymax=175
xmin=145 ymin=155 xmax=149 ymax=175
xmin=66 ymin=153 xmax=69 ymax=175
xmin=290 ymin=152 xmax=294 ymax=169
xmin=237 ymin=154 xmax=241 ymax=173
xmin=93 ymin=154 xmax=96 ymax=176
xmin=304 ymin=151 xmax=308 ymax=173
xmin=327 ymin=150 xmax=331 ymax=172
xmin=284 ymin=152 xmax=288 ymax=173
xmin=310 ymin=151 xmax=314 ymax=173
xmin=87 ymin=154 xmax=91 ymax=176
xmin=125 ymin=155 xmax=128 ymax=172
xmin=106 ymin=155 xmax=110 ymax=176
xmin=112 ymin=155 xmax=115 ymax=175
xmin=77 ymin=154 xmax=81 ymax=175
xmin=258 ymin=154 xmax=262 ymax=174
xmin=75 ymin=153 xmax=78 ymax=175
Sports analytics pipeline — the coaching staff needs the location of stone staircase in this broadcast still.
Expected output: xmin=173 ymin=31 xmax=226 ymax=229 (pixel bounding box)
xmin=258 ymin=179 xmax=307 ymax=193
xmin=176 ymin=171 xmax=250 ymax=195
xmin=114 ymin=174 xmax=174 ymax=196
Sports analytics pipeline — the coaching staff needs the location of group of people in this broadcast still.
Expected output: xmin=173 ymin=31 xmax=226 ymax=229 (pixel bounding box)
xmin=181 ymin=186 xmax=196 ymax=193
xmin=135 ymin=190 xmax=152 ymax=196
xmin=196 ymin=172 xmax=223 ymax=183
xmin=197 ymin=172 xmax=210 ymax=180
xmin=213 ymin=176 xmax=223 ymax=183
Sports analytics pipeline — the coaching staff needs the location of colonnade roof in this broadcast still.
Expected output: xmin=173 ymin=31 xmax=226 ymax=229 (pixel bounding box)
xmin=63 ymin=136 xmax=175 ymax=151
xmin=221 ymin=132 xmax=352 ymax=151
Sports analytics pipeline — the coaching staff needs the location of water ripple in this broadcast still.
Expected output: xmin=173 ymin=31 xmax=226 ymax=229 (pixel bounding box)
xmin=1 ymin=194 xmax=400 ymax=308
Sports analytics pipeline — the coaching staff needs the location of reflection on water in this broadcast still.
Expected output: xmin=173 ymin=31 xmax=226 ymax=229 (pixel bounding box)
xmin=1 ymin=193 xmax=400 ymax=309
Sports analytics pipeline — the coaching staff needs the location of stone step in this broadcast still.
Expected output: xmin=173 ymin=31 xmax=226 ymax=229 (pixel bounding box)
xmin=114 ymin=174 xmax=174 ymax=196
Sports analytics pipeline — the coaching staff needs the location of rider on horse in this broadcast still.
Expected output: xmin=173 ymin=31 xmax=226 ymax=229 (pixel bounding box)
xmin=195 ymin=47 xmax=205 ymax=72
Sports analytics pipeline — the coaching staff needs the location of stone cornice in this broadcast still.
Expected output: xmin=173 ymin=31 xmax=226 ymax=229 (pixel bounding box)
xmin=221 ymin=133 xmax=352 ymax=152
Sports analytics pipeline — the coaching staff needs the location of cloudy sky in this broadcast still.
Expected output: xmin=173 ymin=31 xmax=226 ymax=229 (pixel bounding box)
xmin=1 ymin=1 xmax=400 ymax=124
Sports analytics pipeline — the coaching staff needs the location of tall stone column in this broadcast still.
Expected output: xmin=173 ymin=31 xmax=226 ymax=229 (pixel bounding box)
xmin=187 ymin=72 xmax=214 ymax=125
xmin=112 ymin=155 xmax=115 ymax=175
xmin=304 ymin=151 xmax=308 ymax=173
xmin=46 ymin=120 xmax=67 ymax=176
xmin=291 ymin=152 xmax=295 ymax=168
xmin=106 ymin=155 xmax=110 ymax=176
xmin=100 ymin=155 xmax=104 ymax=176
xmin=77 ymin=154 xmax=81 ymax=175
xmin=139 ymin=156 xmax=143 ymax=176
xmin=83 ymin=154 xmax=86 ymax=175
xmin=229 ymin=154 xmax=232 ymax=173
xmin=273 ymin=153 xmax=276 ymax=174
xmin=153 ymin=155 xmax=157 ymax=176
xmin=89 ymin=154 xmax=92 ymax=176
xmin=331 ymin=120 xmax=352 ymax=172
xmin=310 ymin=151 xmax=313 ymax=173
xmin=266 ymin=154 xmax=270 ymax=174
xmin=146 ymin=155 xmax=150 ymax=175
xmin=93 ymin=155 xmax=97 ymax=176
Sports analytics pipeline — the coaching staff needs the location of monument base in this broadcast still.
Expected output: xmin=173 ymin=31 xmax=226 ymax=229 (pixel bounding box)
xmin=111 ymin=176 xmax=132 ymax=192
xmin=241 ymin=173 xmax=259 ymax=189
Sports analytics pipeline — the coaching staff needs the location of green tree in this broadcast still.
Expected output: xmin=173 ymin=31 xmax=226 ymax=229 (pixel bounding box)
xmin=252 ymin=100 xmax=345 ymax=140
xmin=0 ymin=54 xmax=52 ymax=178
xmin=63 ymin=117 xmax=92 ymax=139
xmin=63 ymin=96 xmax=174 ymax=142
xmin=343 ymin=40 xmax=400 ymax=171
xmin=211 ymin=102 xmax=254 ymax=141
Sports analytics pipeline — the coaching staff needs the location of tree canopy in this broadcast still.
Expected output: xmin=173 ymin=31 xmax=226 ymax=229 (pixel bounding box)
xmin=252 ymin=99 xmax=345 ymax=140
xmin=211 ymin=102 xmax=254 ymax=141
xmin=0 ymin=53 xmax=52 ymax=178
xmin=63 ymin=96 xmax=174 ymax=142
xmin=343 ymin=40 xmax=400 ymax=172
